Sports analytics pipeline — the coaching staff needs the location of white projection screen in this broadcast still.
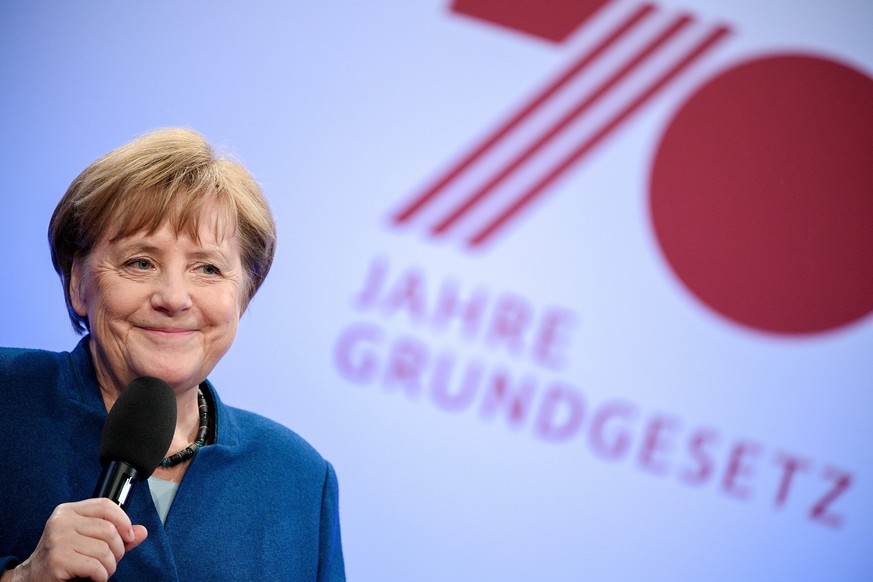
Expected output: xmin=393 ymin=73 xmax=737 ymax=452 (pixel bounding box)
xmin=1 ymin=1 xmax=871 ymax=580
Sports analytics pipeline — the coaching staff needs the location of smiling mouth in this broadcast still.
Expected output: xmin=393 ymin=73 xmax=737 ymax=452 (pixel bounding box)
xmin=140 ymin=327 xmax=197 ymax=338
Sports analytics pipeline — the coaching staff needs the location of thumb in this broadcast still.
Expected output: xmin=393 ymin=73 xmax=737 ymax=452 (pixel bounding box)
xmin=124 ymin=525 xmax=149 ymax=552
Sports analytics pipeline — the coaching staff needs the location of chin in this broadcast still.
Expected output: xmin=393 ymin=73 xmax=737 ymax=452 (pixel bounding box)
xmin=132 ymin=362 xmax=203 ymax=391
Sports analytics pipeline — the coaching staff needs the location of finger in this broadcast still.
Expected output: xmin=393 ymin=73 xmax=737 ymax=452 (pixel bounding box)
xmin=64 ymin=498 xmax=137 ymax=542
xmin=71 ymin=536 xmax=120 ymax=579
xmin=68 ymin=551 xmax=113 ymax=582
xmin=124 ymin=525 xmax=149 ymax=552
xmin=72 ymin=498 xmax=135 ymax=526
xmin=73 ymin=516 xmax=127 ymax=562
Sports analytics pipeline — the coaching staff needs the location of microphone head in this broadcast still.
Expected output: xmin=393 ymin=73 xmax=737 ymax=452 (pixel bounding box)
xmin=99 ymin=376 xmax=177 ymax=479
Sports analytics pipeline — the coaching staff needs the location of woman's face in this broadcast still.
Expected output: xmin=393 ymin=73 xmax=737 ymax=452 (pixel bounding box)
xmin=70 ymin=212 xmax=245 ymax=394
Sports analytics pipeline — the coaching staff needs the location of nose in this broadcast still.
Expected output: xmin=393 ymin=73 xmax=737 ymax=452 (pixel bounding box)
xmin=150 ymin=270 xmax=193 ymax=314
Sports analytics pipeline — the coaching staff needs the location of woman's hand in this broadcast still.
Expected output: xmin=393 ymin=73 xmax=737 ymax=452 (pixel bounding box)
xmin=2 ymin=498 xmax=148 ymax=582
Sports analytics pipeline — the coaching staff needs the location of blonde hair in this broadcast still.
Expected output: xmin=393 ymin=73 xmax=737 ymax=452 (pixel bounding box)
xmin=49 ymin=128 xmax=277 ymax=333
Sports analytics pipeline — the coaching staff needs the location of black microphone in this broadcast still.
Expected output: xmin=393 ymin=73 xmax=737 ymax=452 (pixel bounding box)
xmin=92 ymin=376 xmax=177 ymax=509
xmin=72 ymin=383 xmax=175 ymax=582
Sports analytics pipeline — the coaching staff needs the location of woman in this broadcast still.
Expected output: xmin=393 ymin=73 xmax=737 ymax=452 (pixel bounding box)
xmin=0 ymin=128 xmax=345 ymax=581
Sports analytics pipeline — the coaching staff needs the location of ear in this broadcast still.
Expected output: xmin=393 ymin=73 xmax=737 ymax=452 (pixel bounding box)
xmin=69 ymin=258 xmax=89 ymax=318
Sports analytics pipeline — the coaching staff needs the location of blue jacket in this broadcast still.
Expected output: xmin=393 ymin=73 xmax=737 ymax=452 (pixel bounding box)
xmin=0 ymin=337 xmax=345 ymax=580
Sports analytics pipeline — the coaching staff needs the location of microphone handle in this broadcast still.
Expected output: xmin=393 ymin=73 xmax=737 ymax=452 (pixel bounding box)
xmin=92 ymin=459 xmax=141 ymax=510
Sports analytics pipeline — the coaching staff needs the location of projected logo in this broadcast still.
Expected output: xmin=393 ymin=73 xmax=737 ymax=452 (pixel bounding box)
xmin=389 ymin=0 xmax=873 ymax=335
xmin=336 ymin=0 xmax=868 ymax=529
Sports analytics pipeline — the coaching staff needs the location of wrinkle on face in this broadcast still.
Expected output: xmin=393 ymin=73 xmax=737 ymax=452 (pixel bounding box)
xmin=70 ymin=210 xmax=245 ymax=402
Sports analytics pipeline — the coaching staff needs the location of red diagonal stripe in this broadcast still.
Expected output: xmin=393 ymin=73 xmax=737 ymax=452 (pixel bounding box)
xmin=468 ymin=23 xmax=732 ymax=247
xmin=391 ymin=3 xmax=656 ymax=225
xmin=432 ymin=12 xmax=692 ymax=236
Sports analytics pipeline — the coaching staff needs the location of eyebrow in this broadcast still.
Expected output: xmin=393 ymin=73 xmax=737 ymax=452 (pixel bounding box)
xmin=114 ymin=241 xmax=232 ymax=264
xmin=188 ymin=249 xmax=231 ymax=264
xmin=110 ymin=241 xmax=162 ymax=258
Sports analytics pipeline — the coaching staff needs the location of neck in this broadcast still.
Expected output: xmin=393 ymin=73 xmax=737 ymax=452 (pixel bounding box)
xmin=152 ymin=386 xmax=205 ymax=482
xmin=167 ymin=386 xmax=203 ymax=452
xmin=99 ymin=380 xmax=204 ymax=483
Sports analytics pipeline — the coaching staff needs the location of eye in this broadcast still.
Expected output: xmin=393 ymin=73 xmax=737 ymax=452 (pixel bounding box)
xmin=127 ymin=258 xmax=153 ymax=270
xmin=200 ymin=263 xmax=221 ymax=276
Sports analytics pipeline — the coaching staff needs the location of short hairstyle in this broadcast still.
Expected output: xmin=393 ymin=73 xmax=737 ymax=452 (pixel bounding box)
xmin=49 ymin=128 xmax=277 ymax=333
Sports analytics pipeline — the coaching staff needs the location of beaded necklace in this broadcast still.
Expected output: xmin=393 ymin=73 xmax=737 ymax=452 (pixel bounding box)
xmin=160 ymin=388 xmax=209 ymax=468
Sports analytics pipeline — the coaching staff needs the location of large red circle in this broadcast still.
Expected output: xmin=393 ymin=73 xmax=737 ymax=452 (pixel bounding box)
xmin=650 ymin=54 xmax=873 ymax=335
